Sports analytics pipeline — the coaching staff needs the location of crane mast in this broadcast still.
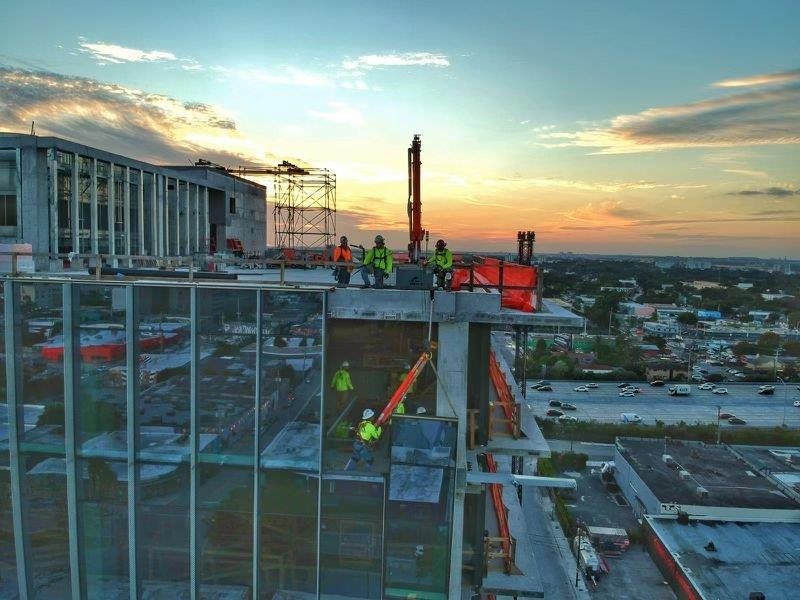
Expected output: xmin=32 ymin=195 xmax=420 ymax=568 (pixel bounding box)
xmin=407 ymin=134 xmax=425 ymax=263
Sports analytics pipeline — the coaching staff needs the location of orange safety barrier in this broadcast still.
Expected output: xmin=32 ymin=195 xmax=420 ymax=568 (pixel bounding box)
xmin=451 ymin=257 xmax=537 ymax=312
xmin=489 ymin=352 xmax=516 ymax=435
xmin=486 ymin=453 xmax=511 ymax=560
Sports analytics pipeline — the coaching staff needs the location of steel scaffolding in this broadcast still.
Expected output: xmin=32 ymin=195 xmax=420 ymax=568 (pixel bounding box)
xmin=272 ymin=166 xmax=336 ymax=249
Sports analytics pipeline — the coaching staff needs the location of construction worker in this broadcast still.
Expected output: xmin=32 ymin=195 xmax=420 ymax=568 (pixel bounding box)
xmin=430 ymin=239 xmax=454 ymax=290
xmin=361 ymin=234 xmax=393 ymax=289
xmin=346 ymin=408 xmax=382 ymax=470
xmin=332 ymin=236 xmax=353 ymax=288
xmin=330 ymin=361 xmax=354 ymax=413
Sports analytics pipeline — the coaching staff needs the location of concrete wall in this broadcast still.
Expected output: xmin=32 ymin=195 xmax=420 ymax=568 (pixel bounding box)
xmin=614 ymin=445 xmax=662 ymax=517
xmin=659 ymin=502 xmax=800 ymax=523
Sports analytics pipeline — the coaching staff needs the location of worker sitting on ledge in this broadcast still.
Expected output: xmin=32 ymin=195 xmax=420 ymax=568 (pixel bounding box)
xmin=345 ymin=408 xmax=382 ymax=471
xmin=332 ymin=236 xmax=353 ymax=288
xmin=429 ymin=238 xmax=454 ymax=290
xmin=361 ymin=234 xmax=393 ymax=289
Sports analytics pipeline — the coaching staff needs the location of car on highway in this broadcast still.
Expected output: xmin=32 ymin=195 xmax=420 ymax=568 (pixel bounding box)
xmin=793 ymin=400 xmax=800 ymax=407
xmin=734 ymin=373 xmax=747 ymax=379
xmin=712 ymin=387 xmax=728 ymax=395
xmin=586 ymin=382 xmax=599 ymax=389
xmin=558 ymin=414 xmax=578 ymax=423
xmin=574 ymin=385 xmax=590 ymax=392
xmin=649 ymin=380 xmax=665 ymax=387
xmin=691 ymin=374 xmax=705 ymax=382
xmin=619 ymin=391 xmax=636 ymax=397
xmin=617 ymin=383 xmax=631 ymax=388
xmin=719 ymin=412 xmax=735 ymax=419
xmin=620 ymin=413 xmax=642 ymax=423
xmin=728 ymin=417 xmax=747 ymax=425
xmin=536 ymin=385 xmax=553 ymax=392
xmin=560 ymin=402 xmax=578 ymax=411
xmin=548 ymin=400 xmax=562 ymax=407
xmin=534 ymin=380 xmax=551 ymax=387
xmin=758 ymin=387 xmax=775 ymax=395
xmin=698 ymin=383 xmax=716 ymax=390
xmin=546 ymin=409 xmax=564 ymax=417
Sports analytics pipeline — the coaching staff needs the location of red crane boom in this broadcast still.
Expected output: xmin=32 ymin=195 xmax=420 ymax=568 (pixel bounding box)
xmin=407 ymin=134 xmax=426 ymax=264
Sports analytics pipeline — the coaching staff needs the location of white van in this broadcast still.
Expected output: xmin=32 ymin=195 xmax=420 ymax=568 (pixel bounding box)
xmin=621 ymin=413 xmax=643 ymax=423
xmin=668 ymin=384 xmax=691 ymax=396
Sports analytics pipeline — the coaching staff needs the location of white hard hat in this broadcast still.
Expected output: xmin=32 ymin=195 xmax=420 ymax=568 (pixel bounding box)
xmin=416 ymin=406 xmax=427 ymax=415
xmin=362 ymin=408 xmax=375 ymax=420
xmin=342 ymin=361 xmax=349 ymax=367
xmin=404 ymin=362 xmax=411 ymax=370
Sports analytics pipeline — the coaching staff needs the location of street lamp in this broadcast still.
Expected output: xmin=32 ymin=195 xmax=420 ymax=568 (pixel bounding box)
xmin=777 ymin=376 xmax=788 ymax=427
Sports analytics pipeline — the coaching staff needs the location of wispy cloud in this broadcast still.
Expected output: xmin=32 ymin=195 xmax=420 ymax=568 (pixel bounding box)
xmin=538 ymin=68 xmax=800 ymax=154
xmin=722 ymin=168 xmax=768 ymax=178
xmin=484 ymin=175 xmax=705 ymax=194
xmin=307 ymin=102 xmax=364 ymax=126
xmin=342 ymin=52 xmax=450 ymax=71
xmin=713 ymin=68 xmax=800 ymax=88
xmin=727 ymin=186 xmax=799 ymax=197
xmin=79 ymin=41 xmax=178 ymax=64
xmin=0 ymin=67 xmax=279 ymax=165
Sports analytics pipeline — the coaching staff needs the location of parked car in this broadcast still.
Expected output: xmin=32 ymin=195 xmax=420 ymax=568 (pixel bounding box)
xmin=546 ymin=409 xmax=564 ymax=417
xmin=560 ymin=402 xmax=578 ymax=411
xmin=712 ymin=388 xmax=728 ymax=395
xmin=649 ymin=380 xmax=665 ymax=387
xmin=558 ymin=414 xmax=578 ymax=423
xmin=586 ymin=382 xmax=599 ymax=389
xmin=734 ymin=373 xmax=747 ymax=379
xmin=536 ymin=385 xmax=553 ymax=392
xmin=719 ymin=412 xmax=735 ymax=419
xmin=691 ymin=374 xmax=705 ymax=382
xmin=728 ymin=417 xmax=747 ymax=425
xmin=548 ymin=400 xmax=562 ymax=407
xmin=574 ymin=386 xmax=589 ymax=392
xmin=698 ymin=383 xmax=716 ymax=390
xmin=619 ymin=391 xmax=636 ymax=397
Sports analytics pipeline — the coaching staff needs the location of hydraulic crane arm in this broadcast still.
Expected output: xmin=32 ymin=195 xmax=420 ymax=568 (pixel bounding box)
xmin=374 ymin=350 xmax=432 ymax=428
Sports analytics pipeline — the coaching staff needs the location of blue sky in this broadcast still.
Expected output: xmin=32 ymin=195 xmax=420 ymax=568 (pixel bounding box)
xmin=1 ymin=0 xmax=799 ymax=256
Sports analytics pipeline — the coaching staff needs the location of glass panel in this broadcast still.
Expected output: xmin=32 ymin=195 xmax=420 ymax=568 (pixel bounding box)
xmin=198 ymin=188 xmax=207 ymax=253
xmin=97 ymin=162 xmax=109 ymax=255
xmin=129 ymin=169 xmax=140 ymax=256
xmin=384 ymin=417 xmax=456 ymax=598
xmin=167 ymin=180 xmax=177 ymax=256
xmin=78 ymin=156 xmax=92 ymax=254
xmin=197 ymin=288 xmax=257 ymax=596
xmin=189 ymin=184 xmax=197 ymax=253
xmin=135 ymin=286 xmax=191 ymax=593
xmin=258 ymin=290 xmax=323 ymax=597
xmin=17 ymin=283 xmax=72 ymax=597
xmin=142 ymin=173 xmax=153 ymax=256
xmin=74 ymin=284 xmax=129 ymax=597
xmin=0 ymin=284 xmax=19 ymax=597
xmin=57 ymin=164 xmax=72 ymax=254
xmin=113 ymin=166 xmax=125 ymax=254
xmin=319 ymin=478 xmax=383 ymax=599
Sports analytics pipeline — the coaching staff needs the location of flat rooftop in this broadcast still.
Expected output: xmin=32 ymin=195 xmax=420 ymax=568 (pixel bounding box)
xmin=618 ymin=437 xmax=800 ymax=510
xmin=647 ymin=516 xmax=800 ymax=599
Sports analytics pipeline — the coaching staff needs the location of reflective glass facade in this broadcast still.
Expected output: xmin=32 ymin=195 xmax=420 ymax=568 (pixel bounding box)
xmin=0 ymin=279 xmax=457 ymax=599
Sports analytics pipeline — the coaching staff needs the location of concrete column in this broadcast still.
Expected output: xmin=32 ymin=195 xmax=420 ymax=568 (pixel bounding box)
xmin=435 ymin=321 xmax=469 ymax=599
xmin=90 ymin=158 xmax=98 ymax=254
xmin=164 ymin=177 xmax=170 ymax=256
xmin=124 ymin=166 xmax=131 ymax=261
xmin=138 ymin=169 xmax=144 ymax=258
xmin=174 ymin=178 xmax=180 ymax=255
xmin=203 ymin=187 xmax=209 ymax=253
xmin=48 ymin=151 xmax=58 ymax=256
xmin=108 ymin=163 xmax=116 ymax=259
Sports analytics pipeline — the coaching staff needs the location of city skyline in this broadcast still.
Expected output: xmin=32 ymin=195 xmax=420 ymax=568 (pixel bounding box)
xmin=1 ymin=0 xmax=799 ymax=258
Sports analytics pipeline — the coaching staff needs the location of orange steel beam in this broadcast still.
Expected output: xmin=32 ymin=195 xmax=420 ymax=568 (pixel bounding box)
xmin=486 ymin=453 xmax=511 ymax=563
xmin=374 ymin=351 xmax=432 ymax=428
xmin=489 ymin=352 xmax=515 ymax=434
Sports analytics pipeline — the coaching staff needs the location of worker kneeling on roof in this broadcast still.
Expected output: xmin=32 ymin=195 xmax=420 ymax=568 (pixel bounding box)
xmin=361 ymin=235 xmax=393 ymax=289
xmin=430 ymin=239 xmax=453 ymax=291
xmin=346 ymin=409 xmax=382 ymax=471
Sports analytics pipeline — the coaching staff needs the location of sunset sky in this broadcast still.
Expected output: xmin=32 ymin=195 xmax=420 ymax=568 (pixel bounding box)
xmin=1 ymin=1 xmax=798 ymax=257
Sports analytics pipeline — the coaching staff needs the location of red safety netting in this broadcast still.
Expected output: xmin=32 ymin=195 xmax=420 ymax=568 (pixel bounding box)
xmin=452 ymin=257 xmax=538 ymax=312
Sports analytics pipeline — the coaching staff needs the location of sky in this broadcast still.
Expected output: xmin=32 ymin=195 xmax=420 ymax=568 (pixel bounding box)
xmin=1 ymin=0 xmax=798 ymax=258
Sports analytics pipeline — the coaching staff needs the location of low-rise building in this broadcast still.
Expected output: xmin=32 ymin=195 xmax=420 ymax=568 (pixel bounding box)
xmin=645 ymin=361 xmax=688 ymax=381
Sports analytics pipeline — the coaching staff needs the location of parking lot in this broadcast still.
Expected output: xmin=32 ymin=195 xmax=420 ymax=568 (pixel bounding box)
xmin=527 ymin=380 xmax=800 ymax=427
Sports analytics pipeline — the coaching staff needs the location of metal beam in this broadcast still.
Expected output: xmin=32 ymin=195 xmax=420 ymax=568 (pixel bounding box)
xmin=125 ymin=285 xmax=139 ymax=600
xmin=189 ymin=286 xmax=199 ymax=600
xmin=466 ymin=472 xmax=577 ymax=490
xmin=251 ymin=291 xmax=262 ymax=598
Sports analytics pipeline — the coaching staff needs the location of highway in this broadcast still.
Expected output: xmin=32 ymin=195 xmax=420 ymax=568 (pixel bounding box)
xmin=524 ymin=380 xmax=800 ymax=428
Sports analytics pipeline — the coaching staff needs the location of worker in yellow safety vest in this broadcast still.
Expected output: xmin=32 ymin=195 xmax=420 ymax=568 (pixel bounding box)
xmin=345 ymin=408 xmax=382 ymax=470
xmin=330 ymin=361 xmax=354 ymax=412
xmin=361 ymin=235 xmax=393 ymax=289
xmin=429 ymin=238 xmax=454 ymax=291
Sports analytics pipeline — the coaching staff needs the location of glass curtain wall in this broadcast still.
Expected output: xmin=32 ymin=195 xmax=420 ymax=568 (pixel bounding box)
xmin=259 ymin=291 xmax=323 ymax=597
xmin=135 ymin=285 xmax=191 ymax=595
xmin=16 ymin=283 xmax=72 ymax=598
xmin=97 ymin=162 xmax=110 ymax=254
xmin=113 ymin=166 xmax=126 ymax=255
xmin=167 ymin=180 xmax=177 ymax=256
xmin=78 ymin=157 xmax=92 ymax=254
xmin=196 ymin=288 xmax=257 ymax=596
xmin=0 ymin=284 xmax=19 ymax=597
xmin=56 ymin=152 xmax=73 ymax=254
xmin=0 ymin=149 xmax=18 ymax=231
xmin=72 ymin=284 xmax=129 ymax=598
xmin=142 ymin=173 xmax=154 ymax=256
